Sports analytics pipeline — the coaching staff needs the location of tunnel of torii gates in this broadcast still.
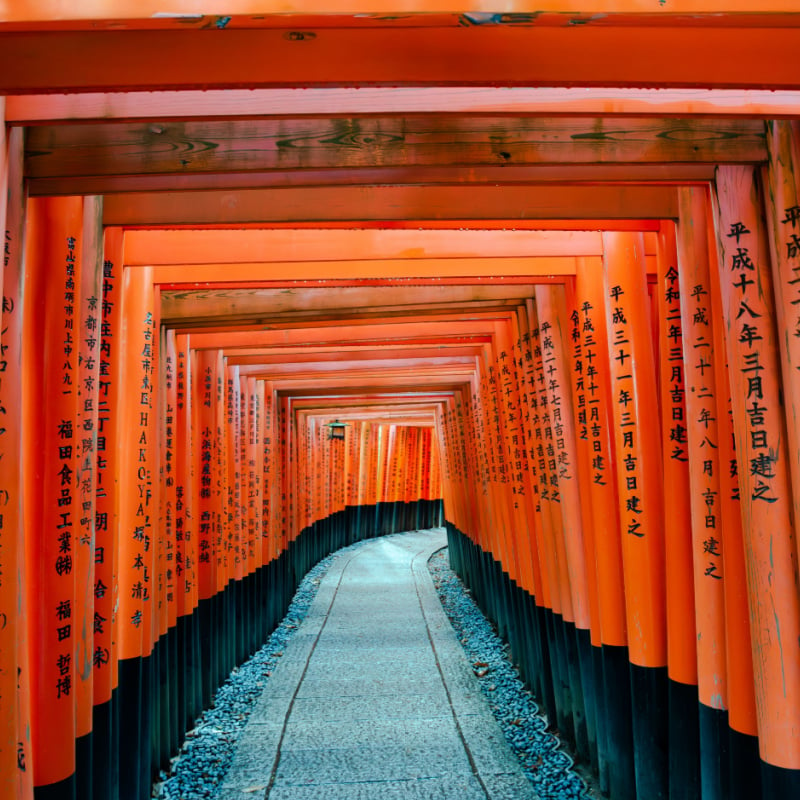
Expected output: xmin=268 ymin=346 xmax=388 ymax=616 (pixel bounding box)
xmin=6 ymin=5 xmax=800 ymax=800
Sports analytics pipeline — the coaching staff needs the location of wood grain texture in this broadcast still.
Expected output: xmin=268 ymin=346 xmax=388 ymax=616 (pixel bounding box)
xmin=26 ymin=164 xmax=717 ymax=197
xmin=24 ymin=117 xmax=765 ymax=180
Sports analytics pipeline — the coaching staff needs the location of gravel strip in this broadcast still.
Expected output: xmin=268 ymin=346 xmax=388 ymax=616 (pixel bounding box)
xmin=428 ymin=547 xmax=595 ymax=800
xmin=153 ymin=539 xmax=373 ymax=800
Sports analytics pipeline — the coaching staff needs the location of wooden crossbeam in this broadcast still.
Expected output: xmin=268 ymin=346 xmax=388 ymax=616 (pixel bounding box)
xmin=103 ymin=185 xmax=678 ymax=225
xmin=150 ymin=257 xmax=583 ymax=288
xmin=160 ymin=282 xmax=541 ymax=323
xmin=8 ymin=89 xmax=800 ymax=124
xmin=124 ymin=229 xmax=644 ymax=265
xmin=3 ymin=3 xmax=800 ymax=25
xmin=26 ymin=164 xmax=717 ymax=196
xmin=3 ymin=26 xmax=800 ymax=93
xmin=23 ymin=118 xmax=765 ymax=184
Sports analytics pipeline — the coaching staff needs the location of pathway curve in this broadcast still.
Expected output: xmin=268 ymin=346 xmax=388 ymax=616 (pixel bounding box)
xmin=219 ymin=529 xmax=538 ymax=800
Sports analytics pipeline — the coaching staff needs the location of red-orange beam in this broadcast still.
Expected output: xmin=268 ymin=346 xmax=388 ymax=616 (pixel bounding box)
xmin=3 ymin=26 xmax=800 ymax=93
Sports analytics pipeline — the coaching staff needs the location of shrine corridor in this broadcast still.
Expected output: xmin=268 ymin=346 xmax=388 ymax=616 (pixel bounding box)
xmin=3 ymin=4 xmax=800 ymax=800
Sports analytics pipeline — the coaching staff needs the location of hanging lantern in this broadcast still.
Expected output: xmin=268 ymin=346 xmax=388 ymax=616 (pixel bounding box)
xmin=327 ymin=420 xmax=347 ymax=441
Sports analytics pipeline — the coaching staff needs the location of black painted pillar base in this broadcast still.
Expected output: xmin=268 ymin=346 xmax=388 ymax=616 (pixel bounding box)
xmin=76 ymin=729 xmax=93 ymax=800
xmin=667 ymin=678 xmax=700 ymax=800
xmin=761 ymin=760 xmax=800 ymax=799
xmin=728 ymin=727 xmax=761 ymax=800
xmin=34 ymin=775 xmax=76 ymax=800
xmin=602 ymin=644 xmax=635 ymax=800
xmin=629 ymin=663 xmax=669 ymax=800
xmin=699 ymin=703 xmax=730 ymax=800
xmin=117 ymin=656 xmax=142 ymax=800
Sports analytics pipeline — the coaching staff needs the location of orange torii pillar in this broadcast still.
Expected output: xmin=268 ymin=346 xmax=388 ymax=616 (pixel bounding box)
xmin=175 ymin=334 xmax=202 ymax=728
xmin=0 ymin=125 xmax=34 ymax=800
xmin=193 ymin=347 xmax=221 ymax=708
xmin=114 ymin=265 xmax=158 ymax=800
xmin=22 ymin=196 xmax=89 ymax=800
xmin=494 ymin=317 xmax=538 ymax=660
xmin=679 ymin=186 xmax=762 ymax=800
xmin=712 ymin=165 xmax=800 ymax=796
xmin=158 ymin=329 xmax=179 ymax=764
xmin=513 ymin=304 xmax=558 ymax=731
xmin=569 ymin=262 xmax=634 ymax=800
xmin=529 ymin=302 xmax=577 ymax=748
xmin=93 ymin=229 xmax=123 ymax=800
xmin=602 ymin=232 xmax=668 ymax=800
xmin=703 ymin=204 xmax=760 ymax=800
xmin=764 ymin=120 xmax=800 ymax=573
xmin=676 ymin=194 xmax=732 ymax=800
xmin=655 ymin=223 xmax=700 ymax=800
xmin=535 ymin=285 xmax=595 ymax=768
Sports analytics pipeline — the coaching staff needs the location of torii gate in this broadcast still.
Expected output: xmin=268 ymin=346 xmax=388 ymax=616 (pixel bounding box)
xmin=2 ymin=4 xmax=800 ymax=800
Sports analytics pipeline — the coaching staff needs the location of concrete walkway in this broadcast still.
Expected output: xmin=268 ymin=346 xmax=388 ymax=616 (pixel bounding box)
xmin=219 ymin=529 xmax=538 ymax=800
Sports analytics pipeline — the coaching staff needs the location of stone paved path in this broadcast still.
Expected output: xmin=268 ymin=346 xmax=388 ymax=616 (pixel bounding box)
xmin=219 ymin=529 xmax=539 ymax=800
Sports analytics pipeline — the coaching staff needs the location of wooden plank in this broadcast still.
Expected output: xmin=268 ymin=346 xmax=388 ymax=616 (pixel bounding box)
xmin=4 ymin=2 xmax=800 ymax=25
xmin=26 ymin=164 xmax=717 ymax=197
xmin=3 ymin=27 xmax=800 ymax=93
xmin=102 ymin=185 xmax=678 ymax=225
xmin=123 ymin=229 xmax=614 ymax=265
xmin=160 ymin=282 xmax=539 ymax=320
xmin=23 ymin=117 xmax=765 ymax=180
xmin=10 ymin=88 xmax=800 ymax=124
xmin=149 ymin=257 xmax=579 ymax=285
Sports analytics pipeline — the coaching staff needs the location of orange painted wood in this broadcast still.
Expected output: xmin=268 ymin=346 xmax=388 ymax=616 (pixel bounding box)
xmin=509 ymin=311 xmax=541 ymax=598
xmin=115 ymin=266 xmax=157 ymax=661
xmin=528 ymin=300 xmax=568 ymax=622
xmin=3 ymin=26 xmax=800 ymax=94
xmin=602 ymin=231 xmax=666 ymax=669
xmin=655 ymin=222 xmax=696 ymax=687
xmin=193 ymin=349 xmax=219 ymax=600
xmin=225 ymin=362 xmax=243 ymax=582
xmin=101 ymin=185 xmax=678 ymax=226
xmin=0 ymin=125 xmax=33 ymax=800
xmin=8 ymin=87 xmax=800 ymax=125
xmin=250 ymin=378 xmax=265 ymax=571
xmin=514 ymin=304 xmax=549 ymax=609
xmin=175 ymin=334 xmax=198 ymax=616
xmin=0 ymin=98 xmax=6 ymax=250
xmin=212 ymin=349 xmax=227 ymax=595
xmin=572 ymin=257 xmax=627 ymax=648
xmin=74 ymin=196 xmax=103 ymax=741
xmin=161 ymin=330 xmax=179 ymax=634
xmin=676 ymin=189 xmax=727 ymax=710
xmin=95 ymin=228 xmax=123 ymax=700
xmin=126 ymin=229 xmax=656 ymax=267
xmin=712 ymin=165 xmax=800 ymax=770
xmin=5 ymin=2 xmax=800 ymax=25
xmin=564 ymin=281 xmax=602 ymax=648
xmin=495 ymin=320 xmax=528 ymax=588
xmin=764 ymin=119 xmax=800 ymax=573
xmin=484 ymin=335 xmax=514 ymax=581
xmin=702 ymin=208 xmax=759 ymax=740
xmin=535 ymin=285 xmax=591 ymax=633
xmin=262 ymin=387 xmax=278 ymax=563
xmin=22 ymin=196 xmax=84 ymax=788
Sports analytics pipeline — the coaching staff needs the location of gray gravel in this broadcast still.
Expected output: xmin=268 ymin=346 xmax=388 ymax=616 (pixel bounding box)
xmin=427 ymin=548 xmax=594 ymax=800
xmin=153 ymin=540 xmax=373 ymax=799
xmin=153 ymin=536 xmax=595 ymax=799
